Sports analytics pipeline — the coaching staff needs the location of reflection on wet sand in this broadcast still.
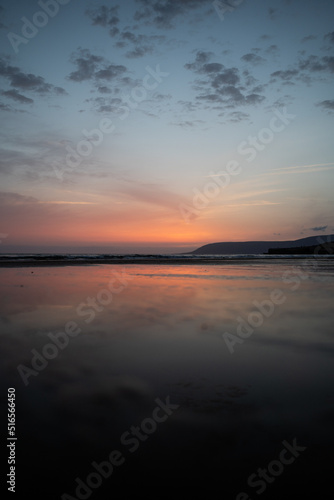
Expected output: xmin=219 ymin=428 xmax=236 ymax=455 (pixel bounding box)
xmin=1 ymin=262 xmax=333 ymax=498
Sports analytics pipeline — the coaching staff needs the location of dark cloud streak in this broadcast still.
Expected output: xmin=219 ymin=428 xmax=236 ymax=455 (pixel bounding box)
xmin=241 ymin=53 xmax=266 ymax=65
xmin=0 ymin=57 xmax=67 ymax=96
xmin=316 ymin=100 xmax=334 ymax=112
xmin=1 ymin=89 xmax=33 ymax=104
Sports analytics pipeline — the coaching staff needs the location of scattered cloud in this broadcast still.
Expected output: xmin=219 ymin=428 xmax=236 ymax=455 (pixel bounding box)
xmin=310 ymin=225 xmax=328 ymax=232
xmin=270 ymin=54 xmax=334 ymax=88
xmin=1 ymin=89 xmax=33 ymax=104
xmin=324 ymin=31 xmax=334 ymax=44
xmin=86 ymin=6 xmax=166 ymax=58
xmin=68 ymin=51 xmax=104 ymax=82
xmin=0 ymin=102 xmax=11 ymax=111
xmin=86 ymin=5 xmax=120 ymax=35
xmin=265 ymin=44 xmax=279 ymax=55
xmin=241 ymin=53 xmax=266 ymax=65
xmin=85 ymin=96 xmax=123 ymax=114
xmin=134 ymin=0 xmax=213 ymax=29
xmin=115 ymin=31 xmax=166 ymax=58
xmin=171 ymin=119 xmax=205 ymax=129
xmin=259 ymin=34 xmax=271 ymax=41
xmin=0 ymin=5 xmax=6 ymax=29
xmin=301 ymin=35 xmax=316 ymax=43
xmin=270 ymin=69 xmax=299 ymax=82
xmin=268 ymin=7 xmax=278 ymax=20
xmin=226 ymin=111 xmax=250 ymax=123
xmin=299 ymin=54 xmax=334 ymax=73
xmin=68 ymin=49 xmax=128 ymax=83
xmin=316 ymin=99 xmax=334 ymax=112
xmin=0 ymin=57 xmax=67 ymax=97
xmin=264 ymin=163 xmax=334 ymax=176
xmin=185 ymin=51 xmax=265 ymax=112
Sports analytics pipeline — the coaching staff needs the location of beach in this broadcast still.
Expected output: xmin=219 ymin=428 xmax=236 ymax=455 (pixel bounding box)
xmin=1 ymin=259 xmax=334 ymax=498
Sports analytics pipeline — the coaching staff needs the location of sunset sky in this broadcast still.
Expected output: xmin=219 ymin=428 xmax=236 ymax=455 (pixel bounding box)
xmin=0 ymin=0 xmax=333 ymax=253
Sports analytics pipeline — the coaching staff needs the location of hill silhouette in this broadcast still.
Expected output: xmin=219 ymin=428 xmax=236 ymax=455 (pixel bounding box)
xmin=191 ymin=234 xmax=334 ymax=255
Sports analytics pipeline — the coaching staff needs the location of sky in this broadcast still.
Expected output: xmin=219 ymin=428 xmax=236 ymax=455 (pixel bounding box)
xmin=0 ymin=0 xmax=333 ymax=253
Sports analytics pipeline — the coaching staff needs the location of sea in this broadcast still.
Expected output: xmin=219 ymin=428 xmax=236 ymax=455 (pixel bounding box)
xmin=1 ymin=251 xmax=334 ymax=263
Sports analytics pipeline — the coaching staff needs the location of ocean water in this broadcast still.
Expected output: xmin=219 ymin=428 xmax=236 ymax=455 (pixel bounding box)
xmin=1 ymin=261 xmax=334 ymax=498
xmin=1 ymin=252 xmax=334 ymax=262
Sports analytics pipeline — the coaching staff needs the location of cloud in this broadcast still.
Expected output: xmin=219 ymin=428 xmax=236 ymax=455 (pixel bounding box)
xmin=299 ymin=55 xmax=334 ymax=73
xmin=0 ymin=5 xmax=6 ymax=29
xmin=301 ymin=35 xmax=316 ymax=43
xmin=246 ymin=93 xmax=265 ymax=105
xmin=316 ymin=99 xmax=334 ymax=112
xmin=241 ymin=53 xmax=266 ymax=65
xmin=86 ymin=5 xmax=120 ymax=34
xmin=0 ymin=191 xmax=36 ymax=205
xmin=270 ymin=69 xmax=299 ymax=81
xmin=85 ymin=96 xmax=123 ymax=114
xmin=0 ymin=57 xmax=67 ymax=96
xmin=68 ymin=50 xmax=104 ymax=82
xmin=310 ymin=225 xmax=328 ymax=232
xmin=115 ymin=31 xmax=166 ymax=59
xmin=212 ymin=68 xmax=240 ymax=86
xmin=324 ymin=32 xmax=334 ymax=44
xmin=0 ymin=132 xmax=107 ymax=180
xmin=121 ymin=182 xmax=189 ymax=213
xmin=242 ymin=69 xmax=257 ymax=87
xmin=270 ymin=54 xmax=334 ymax=88
xmin=1 ymin=89 xmax=33 ymax=104
xmin=265 ymin=44 xmax=279 ymax=55
xmin=184 ymin=51 xmax=212 ymax=71
xmin=226 ymin=111 xmax=250 ymax=123
xmin=86 ymin=6 xmax=166 ymax=58
xmin=0 ymin=102 xmax=11 ymax=111
xmin=171 ymin=119 xmax=205 ymax=129
xmin=68 ymin=49 xmax=128 ymax=84
xmin=262 ymin=163 xmax=334 ymax=176
xmin=185 ymin=51 xmax=265 ymax=111
xmin=268 ymin=7 xmax=278 ymax=20
xmin=97 ymin=86 xmax=112 ymax=94
xmin=0 ymin=101 xmax=29 ymax=114
xmin=95 ymin=65 xmax=127 ymax=80
xmin=134 ymin=0 xmax=213 ymax=28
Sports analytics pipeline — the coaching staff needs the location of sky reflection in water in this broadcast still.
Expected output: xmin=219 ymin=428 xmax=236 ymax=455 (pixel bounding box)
xmin=1 ymin=262 xmax=334 ymax=498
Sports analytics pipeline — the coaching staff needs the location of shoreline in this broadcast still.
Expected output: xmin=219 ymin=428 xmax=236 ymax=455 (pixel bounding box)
xmin=0 ymin=256 xmax=334 ymax=267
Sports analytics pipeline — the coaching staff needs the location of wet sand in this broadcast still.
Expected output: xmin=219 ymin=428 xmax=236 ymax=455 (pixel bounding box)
xmin=1 ymin=262 xmax=334 ymax=499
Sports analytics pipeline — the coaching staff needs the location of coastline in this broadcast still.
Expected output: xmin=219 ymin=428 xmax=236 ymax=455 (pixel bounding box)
xmin=0 ymin=255 xmax=334 ymax=267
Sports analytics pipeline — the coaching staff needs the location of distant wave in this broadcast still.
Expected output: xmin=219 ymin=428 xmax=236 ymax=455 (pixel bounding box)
xmin=1 ymin=253 xmax=333 ymax=264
